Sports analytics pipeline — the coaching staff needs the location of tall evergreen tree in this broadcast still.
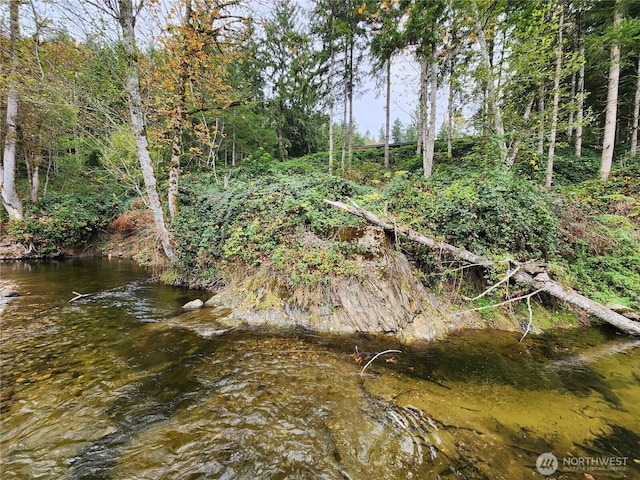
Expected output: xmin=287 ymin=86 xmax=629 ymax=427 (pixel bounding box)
xmin=261 ymin=0 xmax=323 ymax=160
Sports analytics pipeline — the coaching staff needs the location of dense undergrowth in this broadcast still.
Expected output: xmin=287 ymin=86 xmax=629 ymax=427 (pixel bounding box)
xmin=170 ymin=142 xmax=639 ymax=309
xmin=171 ymin=169 xmax=370 ymax=289
xmin=3 ymin=139 xmax=638 ymax=311
xmin=4 ymin=180 xmax=125 ymax=254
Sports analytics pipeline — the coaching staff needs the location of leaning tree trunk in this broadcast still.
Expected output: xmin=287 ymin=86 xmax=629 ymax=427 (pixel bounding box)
xmin=323 ymin=198 xmax=640 ymax=336
xmin=118 ymin=0 xmax=175 ymax=261
xmin=546 ymin=8 xmax=564 ymax=189
xmin=1 ymin=0 xmax=24 ymax=221
xmin=601 ymin=1 xmax=622 ymax=182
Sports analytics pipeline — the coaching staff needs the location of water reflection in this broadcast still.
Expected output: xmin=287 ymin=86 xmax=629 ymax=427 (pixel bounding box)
xmin=1 ymin=259 xmax=639 ymax=479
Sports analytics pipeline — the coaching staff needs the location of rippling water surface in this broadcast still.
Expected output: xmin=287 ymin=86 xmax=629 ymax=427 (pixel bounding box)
xmin=1 ymin=258 xmax=638 ymax=479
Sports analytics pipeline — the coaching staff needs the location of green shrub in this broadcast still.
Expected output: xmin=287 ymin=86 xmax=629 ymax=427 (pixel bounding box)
xmin=8 ymin=192 xmax=123 ymax=253
xmin=172 ymin=171 xmax=370 ymax=286
xmin=383 ymin=168 xmax=561 ymax=259
xmin=236 ymin=147 xmax=277 ymax=177
xmin=552 ymin=146 xmax=600 ymax=184
xmin=556 ymin=169 xmax=640 ymax=308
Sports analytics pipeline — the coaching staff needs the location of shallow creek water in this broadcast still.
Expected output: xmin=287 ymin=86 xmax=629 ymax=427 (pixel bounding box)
xmin=1 ymin=258 xmax=638 ymax=479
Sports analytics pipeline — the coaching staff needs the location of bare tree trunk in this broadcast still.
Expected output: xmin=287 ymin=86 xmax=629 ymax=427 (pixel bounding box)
xmin=347 ymin=42 xmax=354 ymax=173
xmin=537 ymin=87 xmax=546 ymax=156
xmin=1 ymin=0 xmax=24 ymax=221
xmin=447 ymin=54 xmax=454 ymax=159
xmin=341 ymin=40 xmax=348 ymax=175
xmin=384 ymin=59 xmax=391 ymax=169
xmin=416 ymin=59 xmax=426 ymax=156
xmin=341 ymin=82 xmax=347 ymax=174
xmin=277 ymin=110 xmax=286 ymax=161
xmin=167 ymin=0 xmax=193 ymax=220
xmin=567 ymin=71 xmax=576 ymax=141
xmin=26 ymin=156 xmax=40 ymax=204
xmin=31 ymin=162 xmax=39 ymax=204
xmin=324 ymin=198 xmax=640 ymax=336
xmin=424 ymin=52 xmax=438 ymax=179
xmin=601 ymin=0 xmax=622 ymax=182
xmin=168 ymin=102 xmax=184 ymax=219
xmin=118 ymin=0 xmax=175 ymax=261
xmin=328 ymin=49 xmax=335 ymax=175
xmin=575 ymin=11 xmax=585 ymax=157
xmin=232 ymin=108 xmax=237 ymax=167
xmin=546 ymin=8 xmax=564 ymax=189
xmin=473 ymin=7 xmax=507 ymax=164
xmin=631 ymin=56 xmax=640 ymax=157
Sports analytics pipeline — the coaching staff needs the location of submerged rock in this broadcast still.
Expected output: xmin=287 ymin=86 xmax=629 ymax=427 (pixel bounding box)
xmin=182 ymin=299 xmax=204 ymax=310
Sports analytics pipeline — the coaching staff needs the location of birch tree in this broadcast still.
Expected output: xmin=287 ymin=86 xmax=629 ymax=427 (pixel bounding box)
xmin=470 ymin=0 xmax=507 ymax=165
xmin=1 ymin=0 xmax=24 ymax=220
xmin=158 ymin=0 xmax=243 ymax=219
xmin=365 ymin=0 xmax=402 ymax=169
xmin=575 ymin=6 xmax=586 ymax=157
xmin=400 ymin=0 xmax=446 ymax=178
xmin=545 ymin=6 xmax=564 ymax=189
xmin=631 ymin=56 xmax=640 ymax=157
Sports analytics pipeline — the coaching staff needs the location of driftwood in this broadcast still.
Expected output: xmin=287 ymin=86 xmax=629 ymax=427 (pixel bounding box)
xmin=324 ymin=198 xmax=640 ymax=336
xmin=69 ymin=291 xmax=92 ymax=302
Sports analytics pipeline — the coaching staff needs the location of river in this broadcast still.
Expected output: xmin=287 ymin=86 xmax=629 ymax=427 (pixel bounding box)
xmin=1 ymin=258 xmax=638 ymax=479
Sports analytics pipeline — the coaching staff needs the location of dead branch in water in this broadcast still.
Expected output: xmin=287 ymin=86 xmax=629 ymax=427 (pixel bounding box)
xmin=359 ymin=349 xmax=402 ymax=376
xmin=69 ymin=291 xmax=92 ymax=302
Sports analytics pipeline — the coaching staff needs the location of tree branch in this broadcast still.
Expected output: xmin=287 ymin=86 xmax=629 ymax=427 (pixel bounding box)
xmin=324 ymin=198 xmax=640 ymax=336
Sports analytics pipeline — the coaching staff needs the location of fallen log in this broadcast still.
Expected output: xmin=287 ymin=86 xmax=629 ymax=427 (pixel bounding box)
xmin=324 ymin=198 xmax=640 ymax=336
